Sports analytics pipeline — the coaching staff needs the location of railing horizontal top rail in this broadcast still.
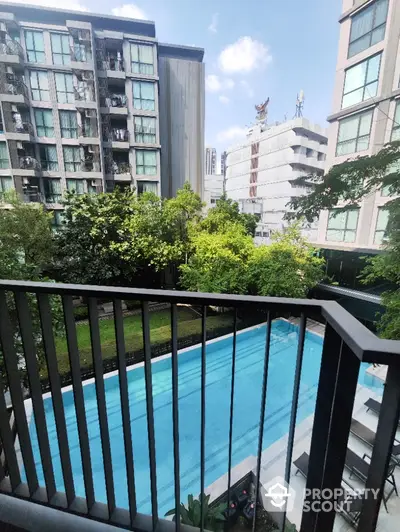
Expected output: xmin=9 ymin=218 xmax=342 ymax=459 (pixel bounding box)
xmin=1 ymin=279 xmax=400 ymax=364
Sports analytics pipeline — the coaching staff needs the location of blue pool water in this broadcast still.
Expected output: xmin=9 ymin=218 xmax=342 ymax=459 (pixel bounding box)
xmin=27 ymin=320 xmax=383 ymax=515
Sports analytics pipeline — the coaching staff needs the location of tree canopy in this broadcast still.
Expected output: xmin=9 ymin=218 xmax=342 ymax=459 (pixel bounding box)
xmin=288 ymin=141 xmax=400 ymax=338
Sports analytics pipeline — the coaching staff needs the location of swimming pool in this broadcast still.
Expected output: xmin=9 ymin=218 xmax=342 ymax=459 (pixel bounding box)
xmin=27 ymin=319 xmax=383 ymax=516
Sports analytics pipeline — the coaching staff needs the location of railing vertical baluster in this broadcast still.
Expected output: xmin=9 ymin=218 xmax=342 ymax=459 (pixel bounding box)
xmin=357 ymin=363 xmax=400 ymax=532
xmin=252 ymin=311 xmax=272 ymax=532
xmin=281 ymin=313 xmax=307 ymax=530
xmin=62 ymin=295 xmax=95 ymax=511
xmin=0 ymin=372 xmax=21 ymax=491
xmin=306 ymin=342 xmax=360 ymax=532
xmin=0 ymin=290 xmax=38 ymax=496
xmin=113 ymin=299 xmax=137 ymax=527
xmin=87 ymin=297 xmax=115 ymax=518
xmin=200 ymin=306 xmax=207 ymax=532
xmin=37 ymin=293 xmax=75 ymax=506
xmin=226 ymin=309 xmax=238 ymax=527
xmin=300 ymin=323 xmax=342 ymax=532
xmin=141 ymin=301 xmax=158 ymax=530
xmin=15 ymin=292 xmax=56 ymax=502
xmin=170 ymin=304 xmax=180 ymax=532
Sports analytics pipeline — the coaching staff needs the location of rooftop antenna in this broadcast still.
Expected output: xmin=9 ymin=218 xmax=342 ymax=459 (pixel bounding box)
xmin=294 ymin=90 xmax=305 ymax=118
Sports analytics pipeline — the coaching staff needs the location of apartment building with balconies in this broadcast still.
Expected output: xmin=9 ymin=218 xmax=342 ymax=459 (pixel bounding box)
xmin=0 ymin=2 xmax=205 ymax=226
xmin=315 ymin=0 xmax=400 ymax=251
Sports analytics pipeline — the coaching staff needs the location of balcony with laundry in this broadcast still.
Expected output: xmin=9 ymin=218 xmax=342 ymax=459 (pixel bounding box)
xmin=102 ymin=114 xmax=129 ymax=150
xmin=69 ymin=27 xmax=93 ymax=70
xmin=99 ymin=78 xmax=128 ymax=116
xmin=96 ymin=37 xmax=125 ymax=80
xmin=77 ymin=109 xmax=99 ymax=144
xmin=104 ymin=147 xmax=131 ymax=182
xmin=2 ymin=103 xmax=34 ymax=142
xmin=73 ymin=71 xmax=96 ymax=108
xmin=8 ymin=140 xmax=41 ymax=176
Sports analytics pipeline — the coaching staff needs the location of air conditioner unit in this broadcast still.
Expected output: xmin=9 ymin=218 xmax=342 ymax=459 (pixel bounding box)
xmin=16 ymin=141 xmax=23 ymax=150
xmin=0 ymin=22 xmax=7 ymax=33
xmin=11 ymin=104 xmax=17 ymax=112
xmin=90 ymin=180 xmax=97 ymax=186
xmin=87 ymin=145 xmax=94 ymax=153
xmin=22 ymin=177 xmax=29 ymax=185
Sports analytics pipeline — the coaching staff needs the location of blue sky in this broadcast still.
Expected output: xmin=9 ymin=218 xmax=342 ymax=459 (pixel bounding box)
xmin=13 ymin=0 xmax=341 ymax=166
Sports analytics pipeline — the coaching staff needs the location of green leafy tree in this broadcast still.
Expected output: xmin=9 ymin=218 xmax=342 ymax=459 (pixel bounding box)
xmin=247 ymin=223 xmax=324 ymax=297
xmin=201 ymin=194 xmax=258 ymax=236
xmin=287 ymin=142 xmax=400 ymax=338
xmin=180 ymin=222 xmax=254 ymax=294
xmin=0 ymin=193 xmax=62 ymax=378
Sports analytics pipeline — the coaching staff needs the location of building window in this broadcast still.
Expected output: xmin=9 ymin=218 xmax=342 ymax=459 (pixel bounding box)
xmin=136 ymin=150 xmax=157 ymax=175
xmin=66 ymin=178 xmax=85 ymax=194
xmin=374 ymin=208 xmax=389 ymax=244
xmin=30 ymin=71 xmax=49 ymax=101
xmin=391 ymin=102 xmax=400 ymax=141
xmin=348 ymin=0 xmax=388 ymax=58
xmin=342 ymin=54 xmax=381 ymax=109
xmin=134 ymin=116 xmax=156 ymax=143
xmin=55 ymin=73 xmax=74 ymax=103
xmin=52 ymin=210 xmax=64 ymax=228
xmin=137 ymin=180 xmax=157 ymax=195
xmin=0 ymin=142 xmax=9 ymax=169
xmin=131 ymin=43 xmax=154 ymax=74
xmin=44 ymin=178 xmax=62 ymax=203
xmin=133 ymin=81 xmax=155 ymax=111
xmin=63 ymin=146 xmax=82 ymax=172
xmin=39 ymin=145 xmax=58 ymax=171
xmin=0 ymin=176 xmax=13 ymax=194
xmin=34 ymin=109 xmax=54 ymax=137
xmin=25 ymin=30 xmax=45 ymax=63
xmin=326 ymin=209 xmax=359 ymax=243
xmin=59 ymin=111 xmax=78 ymax=138
xmin=51 ymin=33 xmax=71 ymax=65
xmin=336 ymin=110 xmax=373 ymax=156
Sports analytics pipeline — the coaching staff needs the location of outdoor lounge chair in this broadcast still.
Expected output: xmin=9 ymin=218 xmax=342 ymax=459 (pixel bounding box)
xmin=350 ymin=418 xmax=400 ymax=463
xmin=294 ymin=450 xmax=397 ymax=513
xmin=365 ymin=398 xmax=400 ymax=428
xmin=293 ymin=453 xmax=363 ymax=526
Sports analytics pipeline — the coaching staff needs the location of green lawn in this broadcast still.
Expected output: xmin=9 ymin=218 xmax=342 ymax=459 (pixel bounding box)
xmin=50 ymin=307 xmax=234 ymax=377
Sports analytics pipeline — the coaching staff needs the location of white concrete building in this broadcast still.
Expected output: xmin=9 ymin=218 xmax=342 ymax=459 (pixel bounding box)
xmin=315 ymin=0 xmax=399 ymax=251
xmin=225 ymin=118 xmax=327 ymax=243
xmin=203 ymin=173 xmax=224 ymax=210
xmin=205 ymin=146 xmax=216 ymax=175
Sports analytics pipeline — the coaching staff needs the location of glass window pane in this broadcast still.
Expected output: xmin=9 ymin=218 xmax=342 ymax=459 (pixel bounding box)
xmin=374 ymin=0 xmax=389 ymax=27
xmin=371 ymin=25 xmax=385 ymax=46
xmin=25 ymin=31 xmax=34 ymax=49
xmin=131 ymin=44 xmax=139 ymax=61
xmin=344 ymin=62 xmax=366 ymax=94
xmin=364 ymin=81 xmax=378 ymax=100
xmin=136 ymin=151 xmax=144 ymax=164
xmin=366 ymin=55 xmax=381 ymax=83
xmin=350 ymin=6 xmax=374 ymax=42
xmin=344 ymin=230 xmax=356 ymax=243
xmin=391 ymin=127 xmax=400 ymax=141
xmin=327 ymin=229 xmax=344 ymax=242
xmin=328 ymin=210 xmax=346 ymax=229
xmin=338 ymin=116 xmax=358 ymax=142
xmin=356 ymin=135 xmax=370 ymax=152
xmin=336 ymin=139 xmax=356 ymax=156
xmin=348 ymin=35 xmax=371 ymax=58
xmin=376 ymin=209 xmax=389 ymax=230
xmin=342 ymin=88 xmax=364 ymax=108
xmin=51 ymin=34 xmax=61 ymax=53
xmin=358 ymin=111 xmax=373 ymax=136
xmin=346 ymin=210 xmax=359 ymax=230
xmin=143 ymin=151 xmax=156 ymax=165
xmin=140 ymin=45 xmax=153 ymax=64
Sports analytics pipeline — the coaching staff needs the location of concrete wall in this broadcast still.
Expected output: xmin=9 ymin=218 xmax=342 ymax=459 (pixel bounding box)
xmin=158 ymin=56 xmax=205 ymax=198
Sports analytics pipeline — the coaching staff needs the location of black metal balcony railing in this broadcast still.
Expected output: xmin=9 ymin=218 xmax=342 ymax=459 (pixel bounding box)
xmin=107 ymin=94 xmax=127 ymax=108
xmin=0 ymin=281 xmax=399 ymax=532
xmin=22 ymin=189 xmax=43 ymax=203
xmin=0 ymin=78 xmax=29 ymax=99
xmin=44 ymin=193 xmax=62 ymax=204
xmin=0 ymin=39 xmax=24 ymax=57
xmin=110 ymin=161 xmax=130 ymax=174
xmin=9 ymin=120 xmax=34 ymax=135
xmin=98 ymin=59 xmax=124 ymax=72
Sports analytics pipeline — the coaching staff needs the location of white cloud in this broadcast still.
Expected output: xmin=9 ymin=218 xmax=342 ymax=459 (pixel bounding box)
xmin=219 ymin=95 xmax=230 ymax=105
xmin=206 ymin=74 xmax=234 ymax=93
xmin=112 ymin=4 xmax=148 ymax=20
xmin=6 ymin=0 xmax=88 ymax=9
xmin=240 ymin=80 xmax=255 ymax=98
xmin=217 ymin=126 xmax=248 ymax=143
xmin=208 ymin=13 xmax=218 ymax=33
xmin=219 ymin=36 xmax=272 ymax=74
